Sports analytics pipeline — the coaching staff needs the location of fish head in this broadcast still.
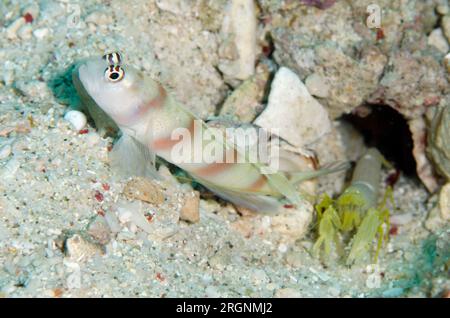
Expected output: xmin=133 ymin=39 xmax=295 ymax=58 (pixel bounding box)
xmin=75 ymin=53 xmax=146 ymax=126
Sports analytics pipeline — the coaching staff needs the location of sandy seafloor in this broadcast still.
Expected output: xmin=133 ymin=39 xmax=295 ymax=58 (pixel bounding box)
xmin=0 ymin=0 xmax=449 ymax=298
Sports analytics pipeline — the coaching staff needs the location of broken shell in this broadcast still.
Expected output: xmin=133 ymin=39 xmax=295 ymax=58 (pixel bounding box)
xmin=64 ymin=110 xmax=87 ymax=132
xmin=63 ymin=231 xmax=104 ymax=263
xmin=123 ymin=177 xmax=165 ymax=204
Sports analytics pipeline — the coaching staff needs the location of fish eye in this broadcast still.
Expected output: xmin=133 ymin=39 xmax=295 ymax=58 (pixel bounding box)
xmin=104 ymin=65 xmax=125 ymax=82
xmin=102 ymin=52 xmax=122 ymax=65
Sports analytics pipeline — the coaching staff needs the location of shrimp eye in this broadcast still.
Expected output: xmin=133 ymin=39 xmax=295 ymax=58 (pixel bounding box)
xmin=104 ymin=65 xmax=125 ymax=82
xmin=102 ymin=52 xmax=122 ymax=65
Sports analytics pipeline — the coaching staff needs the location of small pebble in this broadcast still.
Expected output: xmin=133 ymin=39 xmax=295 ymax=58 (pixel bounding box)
xmin=427 ymin=28 xmax=449 ymax=53
xmin=64 ymin=110 xmax=87 ymax=131
xmin=444 ymin=53 xmax=450 ymax=74
xmin=441 ymin=16 xmax=450 ymax=43
xmin=2 ymin=66 xmax=15 ymax=86
xmin=274 ymin=287 xmax=301 ymax=298
xmin=305 ymin=73 xmax=330 ymax=98
xmin=87 ymin=215 xmax=112 ymax=245
xmin=0 ymin=144 xmax=12 ymax=160
xmin=179 ymin=191 xmax=200 ymax=223
xmin=382 ymin=287 xmax=404 ymax=298
xmin=123 ymin=177 xmax=165 ymax=204
xmin=254 ymin=67 xmax=331 ymax=148
xmin=85 ymin=11 xmax=113 ymax=26
xmin=33 ymin=28 xmax=49 ymax=40
xmin=366 ymin=273 xmax=381 ymax=289
xmin=390 ymin=213 xmax=413 ymax=225
xmin=437 ymin=4 xmax=449 ymax=15
xmin=1 ymin=158 xmax=20 ymax=179
xmin=439 ymin=183 xmax=450 ymax=220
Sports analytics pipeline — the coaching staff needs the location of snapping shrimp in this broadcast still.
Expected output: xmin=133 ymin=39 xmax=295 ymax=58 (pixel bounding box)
xmin=313 ymin=148 xmax=393 ymax=265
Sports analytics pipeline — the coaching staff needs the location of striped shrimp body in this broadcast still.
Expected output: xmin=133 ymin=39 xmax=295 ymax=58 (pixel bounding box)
xmin=73 ymin=52 xmax=346 ymax=214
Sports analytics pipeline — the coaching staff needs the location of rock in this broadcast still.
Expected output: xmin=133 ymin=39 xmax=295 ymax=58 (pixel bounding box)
xmin=425 ymin=207 xmax=447 ymax=232
xmin=122 ymin=177 xmax=165 ymax=204
xmin=270 ymin=202 xmax=313 ymax=242
xmin=180 ymin=191 xmax=200 ymax=223
xmin=63 ymin=232 xmax=104 ymax=263
xmin=410 ymin=117 xmax=439 ymax=192
xmin=442 ymin=16 xmax=450 ymax=43
xmin=437 ymin=4 xmax=449 ymax=16
xmin=305 ymin=73 xmax=330 ymax=98
xmin=428 ymin=98 xmax=450 ymax=181
xmin=427 ymin=28 xmax=449 ymax=53
xmin=219 ymin=63 xmax=270 ymax=123
xmin=445 ymin=53 xmax=450 ymax=73
xmin=254 ymin=67 xmax=331 ymax=148
xmin=64 ymin=110 xmax=87 ymax=132
xmin=439 ymin=183 xmax=450 ymax=221
xmin=218 ymin=0 xmax=257 ymax=81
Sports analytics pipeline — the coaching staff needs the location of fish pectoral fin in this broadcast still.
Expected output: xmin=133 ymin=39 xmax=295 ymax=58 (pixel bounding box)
xmin=109 ymin=133 xmax=160 ymax=179
xmin=263 ymin=171 xmax=303 ymax=206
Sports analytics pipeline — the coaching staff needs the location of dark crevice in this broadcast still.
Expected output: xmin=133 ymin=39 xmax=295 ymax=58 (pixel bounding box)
xmin=341 ymin=104 xmax=417 ymax=176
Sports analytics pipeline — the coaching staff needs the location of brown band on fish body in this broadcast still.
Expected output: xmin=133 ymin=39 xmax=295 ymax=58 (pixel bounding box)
xmin=134 ymin=85 xmax=167 ymax=120
xmin=146 ymin=85 xmax=167 ymax=109
xmin=248 ymin=175 xmax=268 ymax=192
xmin=116 ymin=84 xmax=167 ymax=126
xmin=152 ymin=118 xmax=195 ymax=151
xmin=194 ymin=148 xmax=238 ymax=176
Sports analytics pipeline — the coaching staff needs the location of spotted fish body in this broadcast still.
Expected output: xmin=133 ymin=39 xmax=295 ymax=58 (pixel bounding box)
xmin=73 ymin=53 xmax=344 ymax=213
